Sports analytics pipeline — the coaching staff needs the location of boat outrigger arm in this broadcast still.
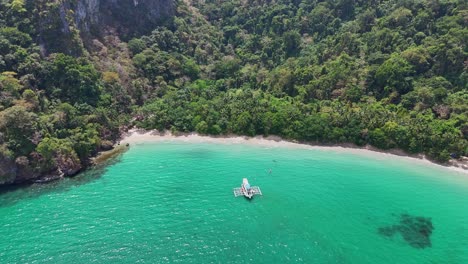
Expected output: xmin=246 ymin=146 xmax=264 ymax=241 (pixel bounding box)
xmin=233 ymin=178 xmax=262 ymax=199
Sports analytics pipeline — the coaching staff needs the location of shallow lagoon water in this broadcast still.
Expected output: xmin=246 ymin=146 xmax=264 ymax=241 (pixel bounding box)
xmin=1 ymin=141 xmax=467 ymax=263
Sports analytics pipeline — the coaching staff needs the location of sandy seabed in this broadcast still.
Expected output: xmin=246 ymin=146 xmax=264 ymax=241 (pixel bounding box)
xmin=120 ymin=129 xmax=468 ymax=174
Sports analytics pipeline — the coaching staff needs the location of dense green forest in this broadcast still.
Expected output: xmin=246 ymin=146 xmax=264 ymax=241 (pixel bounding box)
xmin=0 ymin=0 xmax=467 ymax=184
xmin=134 ymin=0 xmax=468 ymax=161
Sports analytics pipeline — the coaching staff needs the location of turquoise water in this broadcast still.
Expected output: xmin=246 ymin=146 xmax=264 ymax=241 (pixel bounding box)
xmin=1 ymin=141 xmax=468 ymax=263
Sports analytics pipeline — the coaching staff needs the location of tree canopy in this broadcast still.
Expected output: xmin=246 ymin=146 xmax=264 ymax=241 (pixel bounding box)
xmin=0 ymin=0 xmax=466 ymax=184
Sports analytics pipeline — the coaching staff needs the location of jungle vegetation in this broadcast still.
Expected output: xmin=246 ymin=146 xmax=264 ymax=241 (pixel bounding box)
xmin=0 ymin=0 xmax=466 ymax=183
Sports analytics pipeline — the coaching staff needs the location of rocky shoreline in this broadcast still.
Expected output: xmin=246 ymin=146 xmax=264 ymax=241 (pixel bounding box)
xmin=0 ymin=142 xmax=130 ymax=187
xmin=91 ymin=144 xmax=130 ymax=166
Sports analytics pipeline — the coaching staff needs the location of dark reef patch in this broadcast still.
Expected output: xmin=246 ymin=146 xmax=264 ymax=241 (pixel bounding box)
xmin=378 ymin=213 xmax=434 ymax=249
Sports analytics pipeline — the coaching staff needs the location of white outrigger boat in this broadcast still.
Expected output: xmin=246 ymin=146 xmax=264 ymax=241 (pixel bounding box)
xmin=233 ymin=178 xmax=262 ymax=199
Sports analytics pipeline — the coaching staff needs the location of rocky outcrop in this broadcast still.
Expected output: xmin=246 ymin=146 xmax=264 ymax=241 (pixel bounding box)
xmin=76 ymin=0 xmax=175 ymax=38
xmin=0 ymin=155 xmax=41 ymax=184
xmin=56 ymin=153 xmax=83 ymax=177
xmin=36 ymin=0 xmax=175 ymax=55
xmin=14 ymin=156 xmax=41 ymax=183
xmin=75 ymin=0 xmax=101 ymax=34
xmin=0 ymin=155 xmax=17 ymax=185
xmin=0 ymin=149 xmax=82 ymax=185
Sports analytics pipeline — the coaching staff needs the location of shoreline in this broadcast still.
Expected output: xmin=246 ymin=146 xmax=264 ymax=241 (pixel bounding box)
xmin=91 ymin=144 xmax=130 ymax=165
xmin=121 ymin=129 xmax=468 ymax=174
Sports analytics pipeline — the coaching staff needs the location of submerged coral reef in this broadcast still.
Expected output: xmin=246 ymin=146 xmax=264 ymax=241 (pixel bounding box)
xmin=378 ymin=213 xmax=434 ymax=249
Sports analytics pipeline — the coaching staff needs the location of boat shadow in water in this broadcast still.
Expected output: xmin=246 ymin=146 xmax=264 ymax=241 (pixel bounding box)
xmin=0 ymin=153 xmax=124 ymax=208
xmin=378 ymin=213 xmax=434 ymax=249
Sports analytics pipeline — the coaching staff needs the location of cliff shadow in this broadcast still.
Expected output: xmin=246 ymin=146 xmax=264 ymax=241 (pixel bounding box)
xmin=0 ymin=152 xmax=125 ymax=208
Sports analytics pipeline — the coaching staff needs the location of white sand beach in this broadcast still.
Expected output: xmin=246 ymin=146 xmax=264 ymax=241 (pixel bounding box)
xmin=120 ymin=129 xmax=468 ymax=174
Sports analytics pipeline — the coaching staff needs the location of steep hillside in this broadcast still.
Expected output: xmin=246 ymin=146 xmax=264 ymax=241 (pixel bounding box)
xmin=132 ymin=0 xmax=467 ymax=162
xmin=0 ymin=0 xmax=174 ymax=184
xmin=0 ymin=0 xmax=467 ymax=185
xmin=35 ymin=0 xmax=174 ymax=55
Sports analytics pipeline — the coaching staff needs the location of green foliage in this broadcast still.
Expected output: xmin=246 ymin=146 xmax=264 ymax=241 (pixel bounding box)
xmin=128 ymin=38 xmax=147 ymax=54
xmin=36 ymin=137 xmax=81 ymax=171
xmin=128 ymin=0 xmax=467 ymax=163
xmin=137 ymin=87 xmax=467 ymax=162
xmin=182 ymin=59 xmax=200 ymax=80
xmin=0 ymin=27 xmax=31 ymax=46
xmin=0 ymin=0 xmax=467 ymax=184
xmin=195 ymin=121 xmax=208 ymax=134
xmin=0 ymin=1 xmax=129 ymax=182
xmin=0 ymin=105 xmax=38 ymax=155
xmin=10 ymin=0 xmax=26 ymax=13
xmin=41 ymin=54 xmax=102 ymax=106
xmin=375 ymin=54 xmax=414 ymax=97
xmin=0 ymin=71 xmax=22 ymax=94
xmin=283 ymin=31 xmax=301 ymax=57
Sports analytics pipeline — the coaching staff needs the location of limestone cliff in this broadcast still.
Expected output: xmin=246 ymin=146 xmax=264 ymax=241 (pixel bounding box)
xmin=75 ymin=0 xmax=175 ymax=37
xmin=37 ymin=0 xmax=175 ymax=55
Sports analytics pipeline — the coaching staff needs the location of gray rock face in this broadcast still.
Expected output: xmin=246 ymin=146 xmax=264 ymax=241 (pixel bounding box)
xmin=0 ymin=155 xmax=50 ymax=185
xmin=37 ymin=0 xmax=174 ymax=55
xmin=75 ymin=0 xmax=175 ymax=37
xmin=0 ymin=156 xmax=17 ymax=185
xmin=75 ymin=0 xmax=101 ymax=33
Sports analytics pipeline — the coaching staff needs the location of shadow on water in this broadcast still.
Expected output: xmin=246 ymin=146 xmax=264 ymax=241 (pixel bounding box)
xmin=180 ymin=147 xmax=214 ymax=159
xmin=378 ymin=213 xmax=434 ymax=249
xmin=0 ymin=152 xmax=125 ymax=208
